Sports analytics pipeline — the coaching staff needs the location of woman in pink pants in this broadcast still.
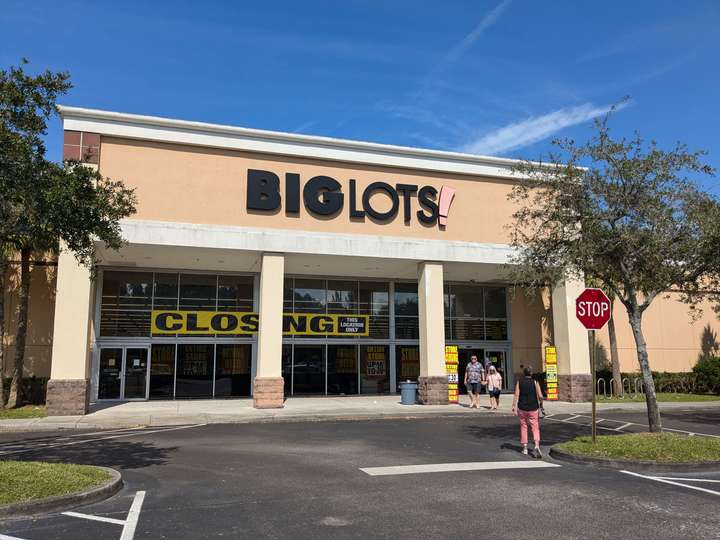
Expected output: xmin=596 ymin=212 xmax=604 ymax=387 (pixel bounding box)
xmin=511 ymin=367 xmax=544 ymax=458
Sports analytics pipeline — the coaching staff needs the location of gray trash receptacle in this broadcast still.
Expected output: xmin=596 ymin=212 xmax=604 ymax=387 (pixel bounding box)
xmin=399 ymin=381 xmax=418 ymax=405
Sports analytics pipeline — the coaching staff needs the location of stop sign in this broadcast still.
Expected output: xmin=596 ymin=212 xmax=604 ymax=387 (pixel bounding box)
xmin=575 ymin=288 xmax=612 ymax=330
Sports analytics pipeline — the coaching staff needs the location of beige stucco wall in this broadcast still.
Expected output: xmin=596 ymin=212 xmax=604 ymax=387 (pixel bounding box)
xmin=2 ymin=260 xmax=56 ymax=379
xmin=98 ymin=137 xmax=518 ymax=244
xmin=596 ymin=294 xmax=720 ymax=373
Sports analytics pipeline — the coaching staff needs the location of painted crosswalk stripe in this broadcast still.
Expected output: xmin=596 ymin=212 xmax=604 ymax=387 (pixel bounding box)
xmin=360 ymin=460 xmax=561 ymax=476
xmin=621 ymin=470 xmax=720 ymax=496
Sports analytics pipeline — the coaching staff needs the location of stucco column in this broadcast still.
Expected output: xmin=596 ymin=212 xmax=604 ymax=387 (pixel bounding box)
xmin=417 ymin=261 xmax=448 ymax=405
xmin=47 ymin=249 xmax=94 ymax=415
xmin=253 ymin=253 xmax=285 ymax=408
xmin=551 ymin=279 xmax=592 ymax=402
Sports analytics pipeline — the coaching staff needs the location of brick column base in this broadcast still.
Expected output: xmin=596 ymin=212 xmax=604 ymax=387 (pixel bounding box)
xmin=558 ymin=374 xmax=592 ymax=402
xmin=46 ymin=379 xmax=90 ymax=416
xmin=253 ymin=377 xmax=284 ymax=409
xmin=417 ymin=376 xmax=448 ymax=405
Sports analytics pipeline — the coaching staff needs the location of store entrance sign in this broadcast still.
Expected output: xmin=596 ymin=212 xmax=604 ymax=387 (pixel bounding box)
xmin=544 ymin=346 xmax=558 ymax=401
xmin=246 ymin=169 xmax=456 ymax=226
xmin=152 ymin=310 xmax=369 ymax=336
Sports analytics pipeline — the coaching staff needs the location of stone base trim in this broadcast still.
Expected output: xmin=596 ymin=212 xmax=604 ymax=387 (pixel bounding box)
xmin=417 ymin=376 xmax=448 ymax=405
xmin=46 ymin=379 xmax=90 ymax=416
xmin=253 ymin=377 xmax=285 ymax=409
xmin=558 ymin=374 xmax=592 ymax=402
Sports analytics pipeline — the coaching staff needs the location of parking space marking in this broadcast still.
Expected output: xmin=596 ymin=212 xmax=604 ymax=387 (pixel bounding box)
xmin=545 ymin=414 xmax=720 ymax=439
xmin=652 ymin=476 xmax=720 ymax=483
xmin=621 ymin=470 xmax=720 ymax=497
xmin=361 ymin=460 xmax=561 ymax=476
xmin=0 ymin=534 xmax=27 ymax=540
xmin=58 ymin=490 xmax=146 ymax=540
xmin=62 ymin=511 xmax=127 ymax=525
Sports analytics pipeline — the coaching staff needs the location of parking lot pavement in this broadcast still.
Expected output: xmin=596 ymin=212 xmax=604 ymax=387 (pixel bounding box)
xmin=1 ymin=414 xmax=719 ymax=539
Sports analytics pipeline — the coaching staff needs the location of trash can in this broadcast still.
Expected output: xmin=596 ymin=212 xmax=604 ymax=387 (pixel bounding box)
xmin=399 ymin=381 xmax=418 ymax=405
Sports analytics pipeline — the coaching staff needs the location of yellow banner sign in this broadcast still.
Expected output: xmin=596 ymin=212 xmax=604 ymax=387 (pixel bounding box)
xmin=151 ymin=310 xmax=369 ymax=336
xmin=545 ymin=346 xmax=558 ymax=401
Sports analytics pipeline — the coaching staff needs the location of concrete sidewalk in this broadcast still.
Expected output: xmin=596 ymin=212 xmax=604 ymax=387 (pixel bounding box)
xmin=2 ymin=395 xmax=720 ymax=432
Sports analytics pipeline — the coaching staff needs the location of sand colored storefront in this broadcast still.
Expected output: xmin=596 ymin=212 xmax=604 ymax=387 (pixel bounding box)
xmin=7 ymin=105 xmax=706 ymax=415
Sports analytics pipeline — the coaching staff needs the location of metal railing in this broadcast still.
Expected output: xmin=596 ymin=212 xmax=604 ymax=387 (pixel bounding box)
xmin=596 ymin=376 xmax=645 ymax=398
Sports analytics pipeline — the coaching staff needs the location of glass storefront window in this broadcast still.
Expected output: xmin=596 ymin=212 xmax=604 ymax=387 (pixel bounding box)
xmin=327 ymin=345 xmax=358 ymax=395
xmin=153 ymin=273 xmax=179 ymax=309
xmin=217 ymin=275 xmax=253 ymax=311
xmin=444 ymin=284 xmax=508 ymax=341
xmin=282 ymin=344 xmax=292 ymax=396
xmin=394 ymin=282 xmax=419 ymax=339
xmin=327 ymin=280 xmax=357 ymax=314
xmin=360 ymin=345 xmax=389 ymax=394
xmin=149 ymin=344 xmax=175 ymax=399
xmin=484 ymin=287 xmax=508 ymax=340
xmin=215 ymin=344 xmax=251 ymax=397
xmin=100 ymin=271 xmax=153 ymax=337
xmin=175 ymin=344 xmax=214 ymax=398
xmin=292 ymin=345 xmax=325 ymax=394
xmin=396 ymin=345 xmax=420 ymax=385
xmin=360 ymin=282 xmax=389 ymax=339
xmin=293 ymin=279 xmax=326 ymax=313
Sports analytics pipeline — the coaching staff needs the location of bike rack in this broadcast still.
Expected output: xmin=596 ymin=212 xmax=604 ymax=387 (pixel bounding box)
xmin=634 ymin=378 xmax=645 ymax=395
xmin=610 ymin=378 xmax=624 ymax=398
xmin=597 ymin=378 xmax=608 ymax=398
xmin=622 ymin=378 xmax=632 ymax=396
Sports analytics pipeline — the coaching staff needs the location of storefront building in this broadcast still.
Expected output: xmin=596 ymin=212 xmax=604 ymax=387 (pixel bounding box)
xmin=44 ymin=105 xmax=596 ymax=414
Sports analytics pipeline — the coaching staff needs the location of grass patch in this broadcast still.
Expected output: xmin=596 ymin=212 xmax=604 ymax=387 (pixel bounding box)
xmin=0 ymin=461 xmax=111 ymax=506
xmin=598 ymin=392 xmax=720 ymax=403
xmin=0 ymin=405 xmax=47 ymax=419
xmin=556 ymin=432 xmax=720 ymax=463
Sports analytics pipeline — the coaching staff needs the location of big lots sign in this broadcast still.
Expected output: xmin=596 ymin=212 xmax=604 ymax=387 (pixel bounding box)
xmin=246 ymin=169 xmax=456 ymax=227
xmin=575 ymin=288 xmax=612 ymax=330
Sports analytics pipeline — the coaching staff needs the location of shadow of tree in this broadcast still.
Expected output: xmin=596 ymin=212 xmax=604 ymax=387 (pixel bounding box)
xmin=11 ymin=438 xmax=177 ymax=470
xmin=461 ymin=419 xmax=625 ymax=447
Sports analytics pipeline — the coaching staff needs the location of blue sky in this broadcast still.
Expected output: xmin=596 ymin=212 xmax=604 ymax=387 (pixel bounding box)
xmin=3 ymin=0 xmax=719 ymax=192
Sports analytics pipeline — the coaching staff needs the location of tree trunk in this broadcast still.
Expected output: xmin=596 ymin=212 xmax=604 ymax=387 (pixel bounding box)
xmin=7 ymin=248 xmax=31 ymax=409
xmin=0 ymin=257 xmax=5 ymax=408
xmin=627 ymin=308 xmax=662 ymax=432
xmin=608 ymin=297 xmax=621 ymax=396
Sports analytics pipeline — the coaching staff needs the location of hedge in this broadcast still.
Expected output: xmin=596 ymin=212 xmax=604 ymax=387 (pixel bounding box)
xmin=595 ymin=357 xmax=720 ymax=395
xmin=1 ymin=377 xmax=48 ymax=406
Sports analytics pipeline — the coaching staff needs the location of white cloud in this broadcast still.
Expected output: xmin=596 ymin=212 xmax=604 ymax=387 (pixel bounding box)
xmin=443 ymin=0 xmax=511 ymax=65
xmin=459 ymin=101 xmax=628 ymax=155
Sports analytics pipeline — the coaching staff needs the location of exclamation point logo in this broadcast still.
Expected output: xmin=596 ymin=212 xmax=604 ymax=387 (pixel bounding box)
xmin=438 ymin=186 xmax=456 ymax=227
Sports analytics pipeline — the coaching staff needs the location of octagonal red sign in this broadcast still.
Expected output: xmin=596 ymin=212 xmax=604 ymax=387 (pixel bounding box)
xmin=575 ymin=288 xmax=611 ymax=330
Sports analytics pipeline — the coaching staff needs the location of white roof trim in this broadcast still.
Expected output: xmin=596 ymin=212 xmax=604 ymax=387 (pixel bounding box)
xmin=59 ymin=105 xmax=527 ymax=180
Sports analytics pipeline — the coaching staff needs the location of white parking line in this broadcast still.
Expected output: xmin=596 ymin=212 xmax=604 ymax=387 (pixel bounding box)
xmin=62 ymin=511 xmax=126 ymax=525
xmin=620 ymin=470 xmax=720 ymax=496
xmin=0 ymin=534 xmax=27 ymax=540
xmin=653 ymin=476 xmax=720 ymax=483
xmin=61 ymin=490 xmax=147 ymax=540
xmin=120 ymin=491 xmax=146 ymax=540
xmin=361 ymin=461 xmax=561 ymax=476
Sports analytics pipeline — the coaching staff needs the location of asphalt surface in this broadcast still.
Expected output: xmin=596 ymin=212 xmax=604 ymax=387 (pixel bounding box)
xmin=1 ymin=410 xmax=719 ymax=539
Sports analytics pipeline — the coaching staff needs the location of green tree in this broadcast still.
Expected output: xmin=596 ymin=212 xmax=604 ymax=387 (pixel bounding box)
xmin=0 ymin=60 xmax=136 ymax=408
xmin=508 ymin=109 xmax=720 ymax=432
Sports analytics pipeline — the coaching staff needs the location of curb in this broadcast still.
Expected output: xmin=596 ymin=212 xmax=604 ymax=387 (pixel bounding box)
xmin=0 ymin=466 xmax=122 ymax=519
xmin=549 ymin=446 xmax=720 ymax=473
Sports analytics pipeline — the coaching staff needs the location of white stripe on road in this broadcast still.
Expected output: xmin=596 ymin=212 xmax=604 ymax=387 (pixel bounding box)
xmin=0 ymin=534 xmax=27 ymax=540
xmin=653 ymin=476 xmax=720 ymax=483
xmin=61 ymin=511 xmax=126 ymax=525
xmin=120 ymin=490 xmax=146 ymax=540
xmin=621 ymin=470 xmax=720 ymax=496
xmin=361 ymin=461 xmax=561 ymax=476
xmin=615 ymin=422 xmax=634 ymax=431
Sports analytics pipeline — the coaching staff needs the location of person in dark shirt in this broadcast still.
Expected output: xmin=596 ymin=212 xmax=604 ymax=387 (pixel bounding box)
xmin=511 ymin=367 xmax=544 ymax=458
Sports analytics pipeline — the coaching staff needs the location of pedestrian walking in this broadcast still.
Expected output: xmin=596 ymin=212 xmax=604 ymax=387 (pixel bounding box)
xmin=486 ymin=365 xmax=502 ymax=410
xmin=511 ymin=367 xmax=544 ymax=457
xmin=464 ymin=355 xmax=484 ymax=408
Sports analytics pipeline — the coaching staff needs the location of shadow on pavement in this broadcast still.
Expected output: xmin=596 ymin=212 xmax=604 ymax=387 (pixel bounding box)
xmin=12 ymin=438 xmax=177 ymax=470
xmin=461 ymin=419 xmax=624 ymax=446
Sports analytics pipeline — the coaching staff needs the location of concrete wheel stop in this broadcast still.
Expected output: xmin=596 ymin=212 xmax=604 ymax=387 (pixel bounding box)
xmin=0 ymin=466 xmax=123 ymax=519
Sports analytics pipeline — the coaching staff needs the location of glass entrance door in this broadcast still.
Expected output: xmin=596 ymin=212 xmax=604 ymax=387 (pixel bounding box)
xmin=485 ymin=350 xmax=510 ymax=390
xmin=457 ymin=348 xmax=484 ymax=395
xmin=123 ymin=348 xmax=149 ymax=399
xmin=98 ymin=348 xmax=123 ymax=399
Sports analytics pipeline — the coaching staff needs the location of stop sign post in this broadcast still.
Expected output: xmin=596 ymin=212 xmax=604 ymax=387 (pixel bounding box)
xmin=575 ymin=288 xmax=612 ymax=443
